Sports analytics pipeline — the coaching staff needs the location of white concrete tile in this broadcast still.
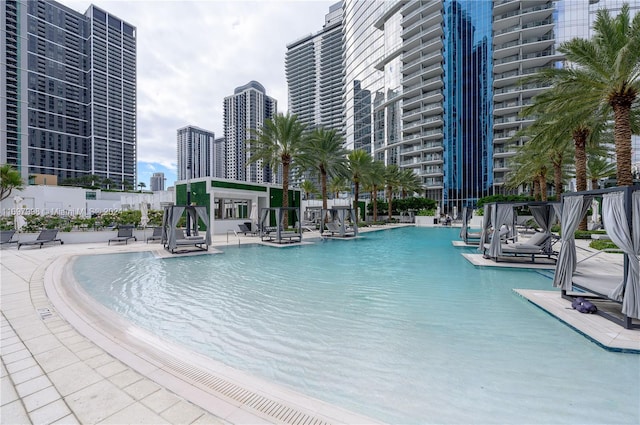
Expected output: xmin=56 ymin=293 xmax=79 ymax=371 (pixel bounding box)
xmin=23 ymin=334 xmax=61 ymax=355
xmin=5 ymin=356 xmax=38 ymax=374
xmin=141 ymin=388 xmax=181 ymax=413
xmin=51 ymin=414 xmax=81 ymax=424
xmin=1 ymin=348 xmax=32 ymax=364
xmin=84 ymin=353 xmax=115 ymax=369
xmin=108 ymin=368 xmax=143 ymax=389
xmin=15 ymin=374 xmax=53 ymax=398
xmin=0 ymin=399 xmax=30 ymax=424
xmin=1 ymin=376 xmax=19 ymax=405
xmin=34 ymin=345 xmax=80 ymax=374
xmin=28 ymin=399 xmax=71 ymax=425
xmin=2 ymin=341 xmax=27 ymax=355
xmin=122 ymin=379 xmax=161 ymax=400
xmin=47 ymin=361 xmax=103 ymax=397
xmin=65 ymin=380 xmax=135 ymax=424
xmin=161 ymin=400 xmax=206 ymax=425
xmin=98 ymin=402 xmax=169 ymax=425
xmin=23 ymin=385 xmax=61 ymax=412
xmin=95 ymin=360 xmax=128 ymax=378
xmin=10 ymin=364 xmax=44 ymax=385
xmin=74 ymin=346 xmax=103 ymax=361
xmin=189 ymin=412 xmax=229 ymax=424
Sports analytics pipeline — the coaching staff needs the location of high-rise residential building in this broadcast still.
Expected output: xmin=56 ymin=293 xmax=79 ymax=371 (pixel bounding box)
xmin=1 ymin=0 xmax=136 ymax=187
xmin=213 ymin=137 xmax=225 ymax=179
xmin=336 ymin=0 xmax=638 ymax=211
xmin=223 ymin=81 xmax=277 ymax=183
xmin=285 ymin=1 xmax=344 ymax=133
xmin=150 ymin=172 xmax=165 ymax=191
xmin=176 ymin=126 xmax=215 ymax=180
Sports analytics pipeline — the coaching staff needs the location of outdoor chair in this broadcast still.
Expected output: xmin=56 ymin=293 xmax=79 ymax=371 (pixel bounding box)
xmin=0 ymin=230 xmax=18 ymax=246
xmin=17 ymin=229 xmax=64 ymax=249
xmin=108 ymin=226 xmax=136 ymax=245
xmin=146 ymin=227 xmax=163 ymax=243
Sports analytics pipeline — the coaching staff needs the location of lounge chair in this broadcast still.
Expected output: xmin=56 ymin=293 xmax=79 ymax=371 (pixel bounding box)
xmin=169 ymin=228 xmax=208 ymax=253
xmin=324 ymin=221 xmax=355 ymax=237
xmin=485 ymin=231 xmax=556 ymax=262
xmin=146 ymin=227 xmax=163 ymax=243
xmin=1 ymin=230 xmax=18 ymax=246
xmin=237 ymin=223 xmax=257 ymax=236
xmin=108 ymin=226 xmax=136 ymax=245
xmin=17 ymin=229 xmax=64 ymax=249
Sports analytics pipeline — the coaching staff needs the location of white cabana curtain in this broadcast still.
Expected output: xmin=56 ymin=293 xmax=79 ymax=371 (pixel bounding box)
xmin=194 ymin=206 xmax=212 ymax=245
xmin=529 ymin=203 xmax=557 ymax=253
xmin=167 ymin=206 xmax=185 ymax=252
xmin=478 ymin=204 xmax=494 ymax=251
xmin=604 ymin=191 xmax=640 ymax=319
xmin=552 ymin=195 xmax=592 ymax=290
xmin=460 ymin=207 xmax=473 ymax=241
xmin=488 ymin=204 xmax=514 ymax=258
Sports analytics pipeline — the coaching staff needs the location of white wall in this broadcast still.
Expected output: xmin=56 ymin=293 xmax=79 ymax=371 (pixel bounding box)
xmin=0 ymin=186 xmax=175 ymax=217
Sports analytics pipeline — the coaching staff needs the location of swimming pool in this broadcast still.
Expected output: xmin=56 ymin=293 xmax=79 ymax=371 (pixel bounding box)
xmin=73 ymin=227 xmax=639 ymax=424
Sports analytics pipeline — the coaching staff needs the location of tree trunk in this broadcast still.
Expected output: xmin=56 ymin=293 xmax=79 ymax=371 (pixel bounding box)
xmin=321 ymin=171 xmax=328 ymax=211
xmin=612 ymin=100 xmax=634 ymax=186
xmin=373 ymin=186 xmax=379 ymax=222
xmin=539 ymin=170 xmax=548 ymax=202
xmin=282 ymin=160 xmax=290 ymax=228
xmin=591 ymin=178 xmax=598 ymax=191
xmin=573 ymin=128 xmax=589 ymax=231
xmin=553 ymin=157 xmax=563 ymax=199
xmin=533 ymin=179 xmax=540 ymax=201
xmin=353 ymin=180 xmax=359 ymax=221
xmin=387 ymin=185 xmax=393 ymax=221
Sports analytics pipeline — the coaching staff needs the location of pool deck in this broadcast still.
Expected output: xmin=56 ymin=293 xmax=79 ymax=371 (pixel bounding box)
xmin=2 ymin=225 xmax=638 ymax=424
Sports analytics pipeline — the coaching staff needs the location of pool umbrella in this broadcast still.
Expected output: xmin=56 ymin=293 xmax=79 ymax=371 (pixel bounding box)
xmin=13 ymin=195 xmax=26 ymax=232
xmin=140 ymin=198 xmax=149 ymax=228
xmin=250 ymin=203 xmax=258 ymax=225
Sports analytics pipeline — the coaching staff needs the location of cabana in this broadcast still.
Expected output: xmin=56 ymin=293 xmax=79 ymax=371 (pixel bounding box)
xmin=259 ymin=207 xmax=303 ymax=244
xmin=162 ymin=205 xmax=211 ymax=254
xmin=459 ymin=207 xmax=481 ymax=245
xmin=321 ymin=206 xmax=358 ymax=237
xmin=480 ymin=201 xmax=560 ymax=263
xmin=553 ymin=186 xmax=640 ymax=329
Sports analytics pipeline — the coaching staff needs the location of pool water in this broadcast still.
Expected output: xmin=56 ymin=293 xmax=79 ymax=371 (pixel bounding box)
xmin=73 ymin=227 xmax=639 ymax=424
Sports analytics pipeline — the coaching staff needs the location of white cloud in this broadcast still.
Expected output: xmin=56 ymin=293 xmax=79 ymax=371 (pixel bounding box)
xmin=59 ymin=0 xmax=336 ymax=175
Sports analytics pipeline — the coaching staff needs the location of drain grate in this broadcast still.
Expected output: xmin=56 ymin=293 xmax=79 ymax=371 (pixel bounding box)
xmin=37 ymin=307 xmax=54 ymax=320
xmin=160 ymin=356 xmax=329 ymax=425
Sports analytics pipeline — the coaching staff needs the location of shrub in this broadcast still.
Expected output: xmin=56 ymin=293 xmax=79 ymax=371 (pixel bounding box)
xmin=589 ymin=240 xmax=620 ymax=251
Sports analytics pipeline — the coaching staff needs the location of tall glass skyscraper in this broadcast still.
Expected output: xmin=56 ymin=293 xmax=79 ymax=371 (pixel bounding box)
xmin=1 ymin=0 xmax=136 ymax=187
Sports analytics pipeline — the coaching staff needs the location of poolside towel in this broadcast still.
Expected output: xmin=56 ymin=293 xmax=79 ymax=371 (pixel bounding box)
xmin=571 ymin=297 xmax=598 ymax=314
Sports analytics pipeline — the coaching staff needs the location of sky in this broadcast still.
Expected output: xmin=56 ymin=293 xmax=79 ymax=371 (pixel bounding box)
xmin=59 ymin=0 xmax=337 ymax=188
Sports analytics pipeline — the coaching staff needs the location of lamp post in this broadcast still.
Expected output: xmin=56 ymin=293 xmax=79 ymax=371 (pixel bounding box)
xmin=186 ymin=167 xmax=191 ymax=236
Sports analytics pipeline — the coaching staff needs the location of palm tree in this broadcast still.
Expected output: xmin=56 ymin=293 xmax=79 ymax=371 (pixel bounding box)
xmin=300 ymin=180 xmax=317 ymax=200
xmin=0 ymin=164 xmax=24 ymax=202
xmin=328 ymin=176 xmax=349 ymax=199
xmin=505 ymin=142 xmax=552 ymax=201
xmin=299 ymin=127 xmax=348 ymax=210
xmin=247 ymin=113 xmax=306 ymax=226
xmin=362 ymin=160 xmax=385 ymax=222
xmin=527 ymin=3 xmax=640 ymax=186
xmin=398 ymin=169 xmax=422 ymax=199
xmin=138 ymin=182 xmax=146 ymax=192
xmin=383 ymin=164 xmax=402 ymax=221
xmin=347 ymin=149 xmax=372 ymax=215
xmin=587 ymin=153 xmax=617 ymax=190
